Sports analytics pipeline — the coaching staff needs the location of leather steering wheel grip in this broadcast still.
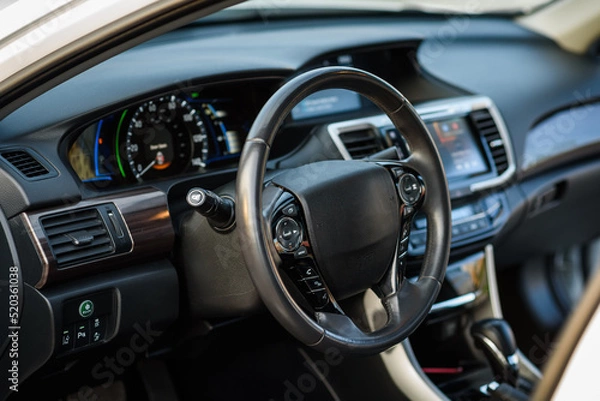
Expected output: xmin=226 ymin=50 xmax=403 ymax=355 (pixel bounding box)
xmin=236 ymin=66 xmax=451 ymax=354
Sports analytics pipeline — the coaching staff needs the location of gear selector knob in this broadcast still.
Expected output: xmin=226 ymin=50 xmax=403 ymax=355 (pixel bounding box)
xmin=471 ymin=318 xmax=519 ymax=386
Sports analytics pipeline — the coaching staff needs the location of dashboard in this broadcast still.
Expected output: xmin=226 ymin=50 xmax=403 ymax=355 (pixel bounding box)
xmin=1 ymin=13 xmax=600 ymax=395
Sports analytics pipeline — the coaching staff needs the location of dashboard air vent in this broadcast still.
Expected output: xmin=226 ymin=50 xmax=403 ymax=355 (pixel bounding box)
xmin=41 ymin=208 xmax=115 ymax=268
xmin=0 ymin=149 xmax=53 ymax=180
xmin=338 ymin=128 xmax=384 ymax=159
xmin=470 ymin=109 xmax=509 ymax=174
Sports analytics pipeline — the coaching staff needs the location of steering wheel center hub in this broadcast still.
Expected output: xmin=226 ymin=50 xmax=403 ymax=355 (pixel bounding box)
xmin=272 ymin=160 xmax=400 ymax=300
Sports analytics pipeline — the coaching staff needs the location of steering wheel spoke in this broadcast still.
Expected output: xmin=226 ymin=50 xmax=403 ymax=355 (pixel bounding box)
xmin=316 ymin=310 xmax=370 ymax=340
xmin=369 ymin=160 xmax=425 ymax=299
xmin=265 ymin=188 xmax=341 ymax=313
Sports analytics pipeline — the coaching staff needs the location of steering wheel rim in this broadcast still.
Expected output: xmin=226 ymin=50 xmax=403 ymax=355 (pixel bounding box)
xmin=236 ymin=66 xmax=451 ymax=354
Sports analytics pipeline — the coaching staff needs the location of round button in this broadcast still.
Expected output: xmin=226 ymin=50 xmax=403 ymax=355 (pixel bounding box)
xmin=79 ymin=300 xmax=94 ymax=318
xmin=186 ymin=188 xmax=206 ymax=207
xmin=275 ymin=217 xmax=302 ymax=251
xmin=399 ymin=173 xmax=422 ymax=205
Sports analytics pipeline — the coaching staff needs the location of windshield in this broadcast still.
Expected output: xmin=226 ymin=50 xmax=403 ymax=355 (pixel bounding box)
xmin=228 ymin=0 xmax=557 ymax=15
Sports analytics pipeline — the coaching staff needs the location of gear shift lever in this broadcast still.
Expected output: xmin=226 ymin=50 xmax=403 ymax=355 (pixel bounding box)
xmin=471 ymin=319 xmax=520 ymax=387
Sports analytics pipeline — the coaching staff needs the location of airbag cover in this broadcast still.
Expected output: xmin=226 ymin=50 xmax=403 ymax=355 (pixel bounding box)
xmin=272 ymin=160 xmax=399 ymax=299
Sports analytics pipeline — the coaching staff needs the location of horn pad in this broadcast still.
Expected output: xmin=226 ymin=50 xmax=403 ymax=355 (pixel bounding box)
xmin=272 ymin=160 xmax=400 ymax=299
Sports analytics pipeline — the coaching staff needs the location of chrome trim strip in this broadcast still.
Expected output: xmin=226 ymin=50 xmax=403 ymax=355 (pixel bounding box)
xmin=327 ymin=96 xmax=516 ymax=194
xmin=469 ymin=98 xmax=516 ymax=192
xmin=485 ymin=245 xmax=543 ymax=382
xmin=485 ymin=245 xmax=504 ymax=319
xmin=430 ymin=291 xmax=478 ymax=313
xmin=21 ymin=213 xmax=50 ymax=289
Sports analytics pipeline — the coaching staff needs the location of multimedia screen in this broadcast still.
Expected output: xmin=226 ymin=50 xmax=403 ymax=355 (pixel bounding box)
xmin=426 ymin=118 xmax=488 ymax=180
xmin=291 ymin=89 xmax=361 ymax=120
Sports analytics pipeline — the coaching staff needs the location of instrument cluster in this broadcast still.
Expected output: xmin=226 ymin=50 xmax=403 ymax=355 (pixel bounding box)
xmin=67 ymin=85 xmax=263 ymax=188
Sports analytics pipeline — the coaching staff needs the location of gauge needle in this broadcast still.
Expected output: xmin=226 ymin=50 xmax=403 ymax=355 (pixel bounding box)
xmin=136 ymin=160 xmax=156 ymax=178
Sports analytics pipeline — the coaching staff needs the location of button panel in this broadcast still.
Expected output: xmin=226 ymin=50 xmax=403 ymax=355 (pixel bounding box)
xmin=91 ymin=316 xmax=106 ymax=343
xmin=58 ymin=291 xmax=114 ymax=355
xmin=409 ymin=193 xmax=506 ymax=251
xmin=398 ymin=202 xmax=417 ymax=276
xmin=288 ymin=262 xmax=331 ymax=309
xmin=272 ymin=195 xmax=332 ymax=311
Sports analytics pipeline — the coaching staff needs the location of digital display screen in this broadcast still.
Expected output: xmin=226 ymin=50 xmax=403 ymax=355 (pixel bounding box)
xmin=291 ymin=89 xmax=361 ymax=120
xmin=427 ymin=118 xmax=488 ymax=180
xmin=68 ymin=119 xmax=117 ymax=184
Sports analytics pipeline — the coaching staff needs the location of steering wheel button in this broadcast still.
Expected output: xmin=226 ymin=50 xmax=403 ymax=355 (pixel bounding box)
xmin=399 ymin=173 xmax=422 ymax=205
xmin=399 ymin=238 xmax=409 ymax=253
xmin=294 ymin=246 xmax=308 ymax=259
xmin=303 ymin=278 xmax=325 ymax=292
xmin=282 ymin=204 xmax=299 ymax=217
xmin=275 ymin=217 xmax=302 ymax=251
xmin=307 ymin=290 xmax=329 ymax=308
xmin=293 ymin=263 xmax=316 ymax=279
xmin=402 ymin=222 xmax=411 ymax=237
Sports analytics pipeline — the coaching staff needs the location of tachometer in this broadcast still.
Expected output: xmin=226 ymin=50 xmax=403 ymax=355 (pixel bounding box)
xmin=124 ymin=95 xmax=207 ymax=182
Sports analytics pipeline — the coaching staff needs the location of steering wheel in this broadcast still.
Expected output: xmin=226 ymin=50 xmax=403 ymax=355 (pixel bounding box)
xmin=236 ymin=66 xmax=451 ymax=354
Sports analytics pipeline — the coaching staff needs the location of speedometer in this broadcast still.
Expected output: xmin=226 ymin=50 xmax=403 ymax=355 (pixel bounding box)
xmin=125 ymin=95 xmax=207 ymax=182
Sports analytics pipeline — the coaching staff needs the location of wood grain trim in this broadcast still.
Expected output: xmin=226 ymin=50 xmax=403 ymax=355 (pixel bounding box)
xmin=23 ymin=188 xmax=174 ymax=288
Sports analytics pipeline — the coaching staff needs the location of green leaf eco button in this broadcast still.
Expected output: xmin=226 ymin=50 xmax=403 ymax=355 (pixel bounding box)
xmin=79 ymin=300 xmax=94 ymax=318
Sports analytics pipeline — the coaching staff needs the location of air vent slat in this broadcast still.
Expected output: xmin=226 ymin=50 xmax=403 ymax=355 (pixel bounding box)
xmin=56 ymin=245 xmax=115 ymax=266
xmin=474 ymin=120 xmax=496 ymax=129
xmin=52 ymin=237 xmax=112 ymax=257
xmin=45 ymin=219 xmax=103 ymax=237
xmin=491 ymin=148 xmax=507 ymax=158
xmin=40 ymin=208 xmax=115 ymax=268
xmin=478 ymin=127 xmax=500 ymax=137
xmin=338 ymin=128 xmax=384 ymax=159
xmin=42 ymin=210 xmax=98 ymax=226
xmin=48 ymin=227 xmax=108 ymax=247
xmin=43 ymin=216 xmax=99 ymax=231
xmin=340 ymin=137 xmax=378 ymax=145
xmin=0 ymin=150 xmax=51 ymax=179
xmin=470 ymin=109 xmax=510 ymax=175
xmin=347 ymin=144 xmax=381 ymax=153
